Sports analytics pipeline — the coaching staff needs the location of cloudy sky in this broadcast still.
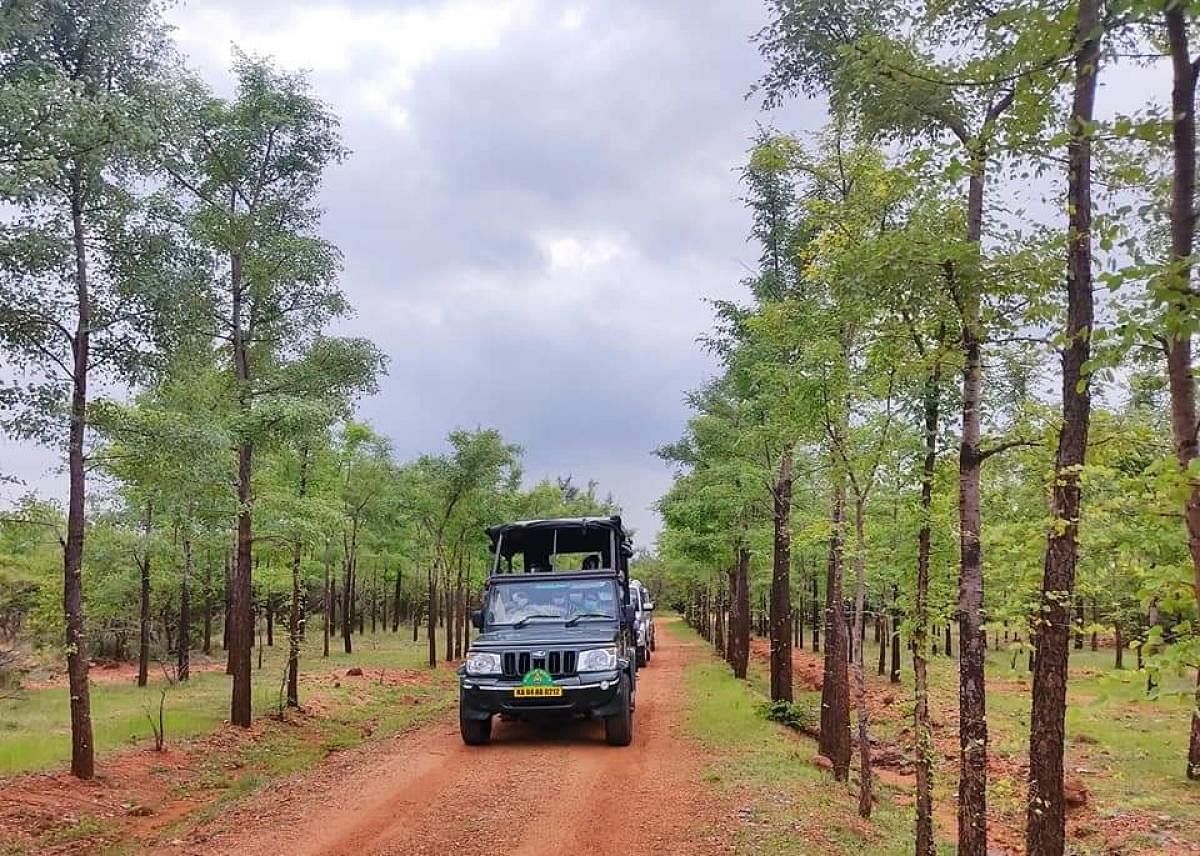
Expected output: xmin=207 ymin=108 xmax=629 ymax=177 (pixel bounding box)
xmin=151 ymin=0 xmax=814 ymax=542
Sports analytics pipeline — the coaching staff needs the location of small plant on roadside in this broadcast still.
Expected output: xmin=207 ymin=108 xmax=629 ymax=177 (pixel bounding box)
xmin=757 ymin=699 xmax=817 ymax=733
xmin=144 ymin=662 xmax=178 ymax=752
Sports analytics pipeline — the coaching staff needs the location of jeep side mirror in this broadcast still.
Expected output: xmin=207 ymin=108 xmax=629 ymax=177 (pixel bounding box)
xmin=644 ymin=601 xmax=655 ymax=612
xmin=471 ymin=609 xmax=484 ymax=630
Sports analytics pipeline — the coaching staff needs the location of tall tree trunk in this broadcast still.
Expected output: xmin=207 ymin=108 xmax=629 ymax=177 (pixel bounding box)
xmin=427 ymin=568 xmax=437 ymax=668
xmin=819 ymin=476 xmax=851 ymax=780
xmin=65 ymin=173 xmax=95 ymax=779
xmin=178 ymin=534 xmax=192 ymax=682
xmin=732 ymin=546 xmax=750 ymax=679
xmin=229 ymin=251 xmax=254 ymax=729
xmin=288 ymin=445 xmax=309 ymax=707
xmin=725 ymin=568 xmax=737 ymax=668
xmin=1027 ymin=5 xmax=1100 ymax=851
xmin=851 ymin=495 xmax=873 ymax=817
xmin=957 ymin=164 xmax=991 ymax=852
xmin=443 ymin=574 xmax=454 ymax=665
xmin=392 ymin=566 xmax=404 ymax=632
xmin=137 ymin=503 xmax=152 ymax=688
xmin=770 ymin=444 xmax=795 ymax=702
xmin=877 ymin=615 xmax=887 ymax=676
xmin=341 ymin=523 xmax=356 ymax=655
xmin=811 ymin=575 xmax=820 ymax=653
xmin=1164 ymin=0 xmax=1200 ymax=781
xmin=222 ymin=548 xmax=232 ymax=656
xmin=203 ymin=560 xmax=213 ymax=656
xmin=913 ymin=338 xmax=942 ymax=856
xmin=322 ymin=546 xmax=332 ymax=659
xmin=714 ymin=576 xmax=726 ymax=657
xmin=890 ymin=585 xmax=901 ymax=684
xmin=266 ymin=596 xmax=274 ymax=646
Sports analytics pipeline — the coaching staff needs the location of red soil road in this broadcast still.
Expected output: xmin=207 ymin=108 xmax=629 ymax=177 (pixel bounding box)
xmin=160 ymin=627 xmax=730 ymax=856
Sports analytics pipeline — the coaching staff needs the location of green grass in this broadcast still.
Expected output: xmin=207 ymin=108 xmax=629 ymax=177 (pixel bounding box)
xmin=0 ymin=630 xmax=441 ymax=776
xmin=736 ymin=628 xmax=1200 ymax=853
xmin=672 ymin=621 xmax=919 ymax=856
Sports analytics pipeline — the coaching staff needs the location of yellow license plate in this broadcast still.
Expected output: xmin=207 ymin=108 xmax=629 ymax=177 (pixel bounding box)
xmin=513 ymin=686 xmax=564 ymax=698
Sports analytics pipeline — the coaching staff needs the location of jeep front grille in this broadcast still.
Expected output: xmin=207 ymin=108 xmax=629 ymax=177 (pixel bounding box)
xmin=501 ymin=650 xmax=578 ymax=679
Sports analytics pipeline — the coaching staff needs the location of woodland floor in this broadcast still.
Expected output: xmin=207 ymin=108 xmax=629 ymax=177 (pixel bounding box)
xmin=1 ymin=621 xmax=1198 ymax=855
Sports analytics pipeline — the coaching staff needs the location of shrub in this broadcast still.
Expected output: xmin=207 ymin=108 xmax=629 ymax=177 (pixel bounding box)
xmin=757 ymin=698 xmax=817 ymax=732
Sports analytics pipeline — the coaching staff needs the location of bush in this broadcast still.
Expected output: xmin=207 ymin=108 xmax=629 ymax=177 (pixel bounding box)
xmin=757 ymin=698 xmax=817 ymax=732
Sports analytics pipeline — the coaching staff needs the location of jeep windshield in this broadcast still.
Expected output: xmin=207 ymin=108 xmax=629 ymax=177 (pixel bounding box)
xmin=484 ymin=578 xmax=619 ymax=627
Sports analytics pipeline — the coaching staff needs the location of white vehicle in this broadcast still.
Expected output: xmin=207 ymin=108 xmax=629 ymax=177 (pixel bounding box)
xmin=630 ymin=579 xmax=656 ymax=667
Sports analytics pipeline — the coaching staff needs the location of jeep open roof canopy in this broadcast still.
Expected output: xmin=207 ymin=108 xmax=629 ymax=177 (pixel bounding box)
xmin=485 ymin=516 xmax=632 ymax=585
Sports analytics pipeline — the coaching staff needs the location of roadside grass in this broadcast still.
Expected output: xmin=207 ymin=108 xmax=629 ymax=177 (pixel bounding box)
xmin=735 ymin=628 xmax=1200 ymax=853
xmin=0 ymin=630 xmax=441 ymax=777
xmin=1 ymin=631 xmax=456 ymax=854
xmin=671 ymin=622 xmax=919 ymax=856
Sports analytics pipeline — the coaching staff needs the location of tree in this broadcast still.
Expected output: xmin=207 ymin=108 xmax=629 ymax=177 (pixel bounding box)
xmin=0 ymin=0 xmax=179 ymax=779
xmin=1156 ymin=0 xmax=1200 ymax=780
xmin=1027 ymin=3 xmax=1101 ymax=851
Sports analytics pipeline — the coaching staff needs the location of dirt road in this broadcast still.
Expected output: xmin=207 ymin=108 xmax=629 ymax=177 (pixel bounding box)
xmin=165 ymin=626 xmax=728 ymax=856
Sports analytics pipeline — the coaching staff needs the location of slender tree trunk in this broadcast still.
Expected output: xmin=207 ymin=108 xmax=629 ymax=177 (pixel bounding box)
xmin=890 ymin=585 xmax=901 ymax=684
xmin=877 ymin=615 xmax=887 ymax=677
xmin=323 ymin=547 xmax=332 ymax=659
xmin=443 ymin=575 xmax=454 ymax=665
xmin=392 ymin=566 xmax=403 ymax=632
xmin=229 ymin=252 xmax=254 ymax=729
xmin=427 ymin=567 xmax=438 ymax=668
xmin=64 ymin=173 xmax=95 ymax=779
xmin=770 ymin=445 xmax=795 ymax=702
xmin=732 ymin=546 xmax=751 ymax=679
xmin=287 ymin=445 xmax=309 ymax=707
xmin=725 ymin=568 xmax=737 ymax=668
xmin=178 ymin=534 xmax=192 ymax=682
xmin=811 ymin=575 xmax=820 ymax=653
xmin=203 ymin=560 xmax=213 ymax=656
xmin=957 ymin=180 xmax=991 ymax=852
xmin=1027 ymin=6 xmax=1100 ymax=851
xmin=913 ymin=335 xmax=942 ymax=856
xmin=820 ymin=476 xmax=851 ymax=780
xmin=341 ymin=524 xmax=356 ymax=655
xmin=714 ymin=576 xmax=726 ymax=657
xmin=1163 ymin=0 xmax=1200 ymax=781
xmin=1114 ymin=622 xmax=1124 ymax=669
xmin=266 ymin=596 xmax=274 ymax=647
xmin=137 ymin=503 xmax=152 ymax=688
xmin=222 ymin=549 xmax=232 ymax=656
xmin=851 ymin=495 xmax=872 ymax=817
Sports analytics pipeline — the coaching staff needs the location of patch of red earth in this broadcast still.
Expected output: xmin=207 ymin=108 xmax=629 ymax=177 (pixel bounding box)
xmin=0 ymin=667 xmax=436 ymax=853
xmin=23 ymin=657 xmax=230 ymax=690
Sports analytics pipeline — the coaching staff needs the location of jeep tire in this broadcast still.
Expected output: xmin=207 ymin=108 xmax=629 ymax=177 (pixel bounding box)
xmin=637 ymin=645 xmax=649 ymax=668
xmin=460 ymin=711 xmax=492 ymax=746
xmin=604 ymin=674 xmax=634 ymax=746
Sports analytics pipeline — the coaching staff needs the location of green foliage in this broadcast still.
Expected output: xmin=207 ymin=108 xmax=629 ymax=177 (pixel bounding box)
xmin=757 ymin=698 xmax=818 ymax=732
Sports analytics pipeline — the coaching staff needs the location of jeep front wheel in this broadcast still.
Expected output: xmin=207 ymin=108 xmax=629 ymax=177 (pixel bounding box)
xmin=604 ymin=675 xmax=633 ymax=746
xmin=460 ymin=712 xmax=492 ymax=746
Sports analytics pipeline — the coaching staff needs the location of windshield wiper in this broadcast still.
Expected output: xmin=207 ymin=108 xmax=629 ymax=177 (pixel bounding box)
xmin=512 ymin=613 xmax=563 ymax=629
xmin=565 ymin=612 xmax=614 ymax=627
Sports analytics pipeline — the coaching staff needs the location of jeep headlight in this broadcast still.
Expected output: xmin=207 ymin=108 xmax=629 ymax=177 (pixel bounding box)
xmin=577 ymin=647 xmax=618 ymax=672
xmin=465 ymin=651 xmax=501 ymax=676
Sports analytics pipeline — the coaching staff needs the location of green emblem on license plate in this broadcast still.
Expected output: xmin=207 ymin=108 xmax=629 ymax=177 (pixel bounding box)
xmin=514 ymin=668 xmax=562 ymax=697
xmin=520 ymin=668 xmax=554 ymax=687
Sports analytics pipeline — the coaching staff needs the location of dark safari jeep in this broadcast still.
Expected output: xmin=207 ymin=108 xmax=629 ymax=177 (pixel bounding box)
xmin=458 ymin=516 xmax=638 ymax=747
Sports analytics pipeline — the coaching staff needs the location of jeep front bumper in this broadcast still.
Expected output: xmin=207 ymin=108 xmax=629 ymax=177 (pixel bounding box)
xmin=459 ymin=671 xmax=624 ymax=720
